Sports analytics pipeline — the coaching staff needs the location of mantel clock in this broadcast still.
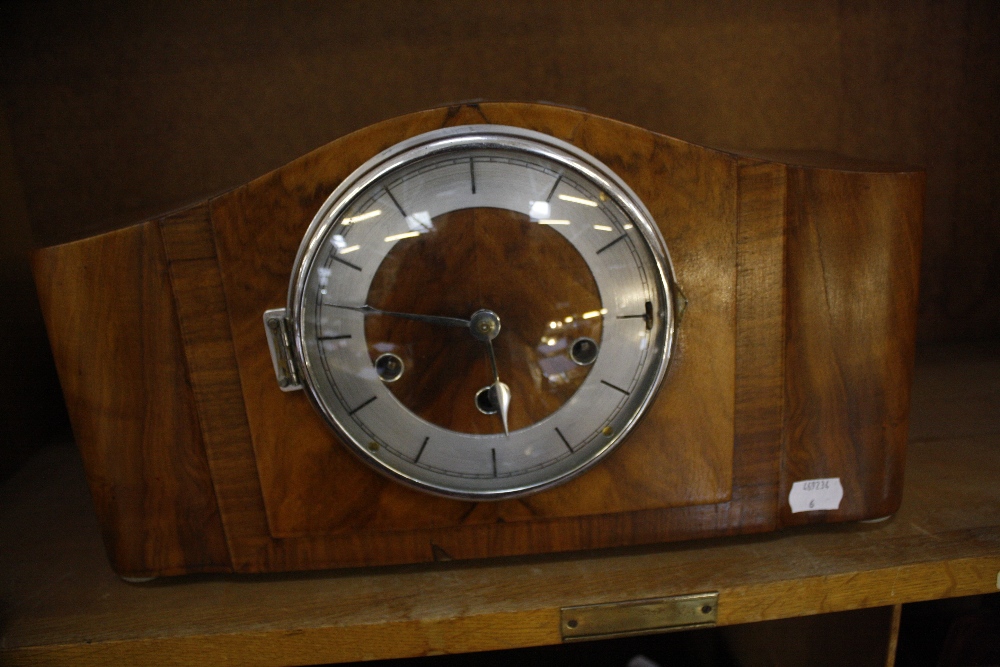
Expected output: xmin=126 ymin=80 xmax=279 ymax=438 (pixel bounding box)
xmin=33 ymin=103 xmax=923 ymax=577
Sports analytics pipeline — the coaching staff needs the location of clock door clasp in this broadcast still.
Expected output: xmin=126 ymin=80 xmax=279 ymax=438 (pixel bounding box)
xmin=263 ymin=308 xmax=302 ymax=391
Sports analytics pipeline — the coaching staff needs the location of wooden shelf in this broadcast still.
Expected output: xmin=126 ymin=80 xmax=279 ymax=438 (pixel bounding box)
xmin=2 ymin=342 xmax=998 ymax=666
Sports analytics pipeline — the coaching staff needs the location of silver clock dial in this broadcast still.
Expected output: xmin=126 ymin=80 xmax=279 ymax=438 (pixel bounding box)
xmin=280 ymin=125 xmax=676 ymax=499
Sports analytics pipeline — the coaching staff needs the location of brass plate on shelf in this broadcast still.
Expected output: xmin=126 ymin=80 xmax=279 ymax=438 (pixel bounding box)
xmin=560 ymin=592 xmax=719 ymax=641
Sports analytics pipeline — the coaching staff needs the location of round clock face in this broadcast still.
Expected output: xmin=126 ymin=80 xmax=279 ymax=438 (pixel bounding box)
xmin=286 ymin=125 xmax=676 ymax=499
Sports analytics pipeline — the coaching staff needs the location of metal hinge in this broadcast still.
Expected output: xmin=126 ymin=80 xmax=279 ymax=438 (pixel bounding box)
xmin=263 ymin=308 xmax=302 ymax=391
xmin=560 ymin=592 xmax=718 ymax=642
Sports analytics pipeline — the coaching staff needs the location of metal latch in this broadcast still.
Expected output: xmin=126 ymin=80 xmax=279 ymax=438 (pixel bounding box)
xmin=263 ymin=308 xmax=302 ymax=391
xmin=560 ymin=592 xmax=718 ymax=642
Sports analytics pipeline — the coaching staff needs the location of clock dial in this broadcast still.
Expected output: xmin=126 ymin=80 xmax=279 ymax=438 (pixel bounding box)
xmin=364 ymin=206 xmax=603 ymax=435
xmin=284 ymin=126 xmax=676 ymax=499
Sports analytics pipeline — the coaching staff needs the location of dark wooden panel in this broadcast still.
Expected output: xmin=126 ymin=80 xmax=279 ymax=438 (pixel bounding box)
xmin=730 ymin=159 xmax=788 ymax=521
xmin=158 ymin=204 xmax=279 ymax=571
xmin=781 ymin=166 xmax=924 ymax=525
xmin=31 ymin=222 xmax=230 ymax=577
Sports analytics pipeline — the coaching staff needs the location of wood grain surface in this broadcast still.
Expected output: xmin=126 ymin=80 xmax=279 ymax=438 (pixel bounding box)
xmin=31 ymin=102 xmax=924 ymax=575
xmin=31 ymin=223 xmax=231 ymax=576
xmin=1 ymin=342 xmax=998 ymax=666
xmin=781 ymin=166 xmax=925 ymax=525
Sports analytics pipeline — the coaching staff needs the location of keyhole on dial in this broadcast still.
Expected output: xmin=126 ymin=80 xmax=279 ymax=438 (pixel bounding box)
xmin=475 ymin=385 xmax=499 ymax=415
xmin=375 ymin=353 xmax=404 ymax=382
xmin=570 ymin=337 xmax=599 ymax=365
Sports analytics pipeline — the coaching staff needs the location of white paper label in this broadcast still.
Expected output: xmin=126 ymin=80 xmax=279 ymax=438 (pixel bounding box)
xmin=788 ymin=478 xmax=843 ymax=513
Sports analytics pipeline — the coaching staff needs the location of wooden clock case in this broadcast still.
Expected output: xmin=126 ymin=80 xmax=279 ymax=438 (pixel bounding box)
xmin=32 ymin=103 xmax=923 ymax=578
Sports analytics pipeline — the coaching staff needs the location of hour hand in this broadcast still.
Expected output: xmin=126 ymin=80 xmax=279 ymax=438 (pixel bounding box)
xmin=327 ymin=303 xmax=471 ymax=328
xmin=470 ymin=310 xmax=511 ymax=437
xmin=481 ymin=340 xmax=511 ymax=437
xmin=492 ymin=377 xmax=511 ymax=437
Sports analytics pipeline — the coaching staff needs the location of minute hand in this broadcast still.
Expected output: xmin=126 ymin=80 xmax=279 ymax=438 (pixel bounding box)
xmin=327 ymin=303 xmax=472 ymax=328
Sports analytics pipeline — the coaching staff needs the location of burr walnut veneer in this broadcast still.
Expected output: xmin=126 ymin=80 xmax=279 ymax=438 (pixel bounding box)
xmin=31 ymin=103 xmax=924 ymax=577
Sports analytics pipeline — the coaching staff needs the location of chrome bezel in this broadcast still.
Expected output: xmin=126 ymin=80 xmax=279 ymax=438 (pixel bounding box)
xmin=286 ymin=124 xmax=677 ymax=500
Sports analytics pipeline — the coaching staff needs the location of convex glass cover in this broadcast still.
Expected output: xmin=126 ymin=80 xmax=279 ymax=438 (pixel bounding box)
xmin=265 ymin=125 xmax=676 ymax=499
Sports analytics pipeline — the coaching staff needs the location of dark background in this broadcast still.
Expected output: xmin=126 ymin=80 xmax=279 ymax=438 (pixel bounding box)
xmin=2 ymin=1 xmax=998 ymax=480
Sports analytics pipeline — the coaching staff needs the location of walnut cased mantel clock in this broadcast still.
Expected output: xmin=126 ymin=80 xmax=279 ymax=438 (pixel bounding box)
xmin=32 ymin=103 xmax=924 ymax=578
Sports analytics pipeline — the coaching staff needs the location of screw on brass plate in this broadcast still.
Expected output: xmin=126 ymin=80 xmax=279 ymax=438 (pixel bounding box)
xmin=368 ymin=442 xmax=380 ymax=451
xmin=601 ymin=426 xmax=613 ymax=437
xmin=701 ymin=605 xmax=712 ymax=614
xmin=566 ymin=619 xmax=578 ymax=629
